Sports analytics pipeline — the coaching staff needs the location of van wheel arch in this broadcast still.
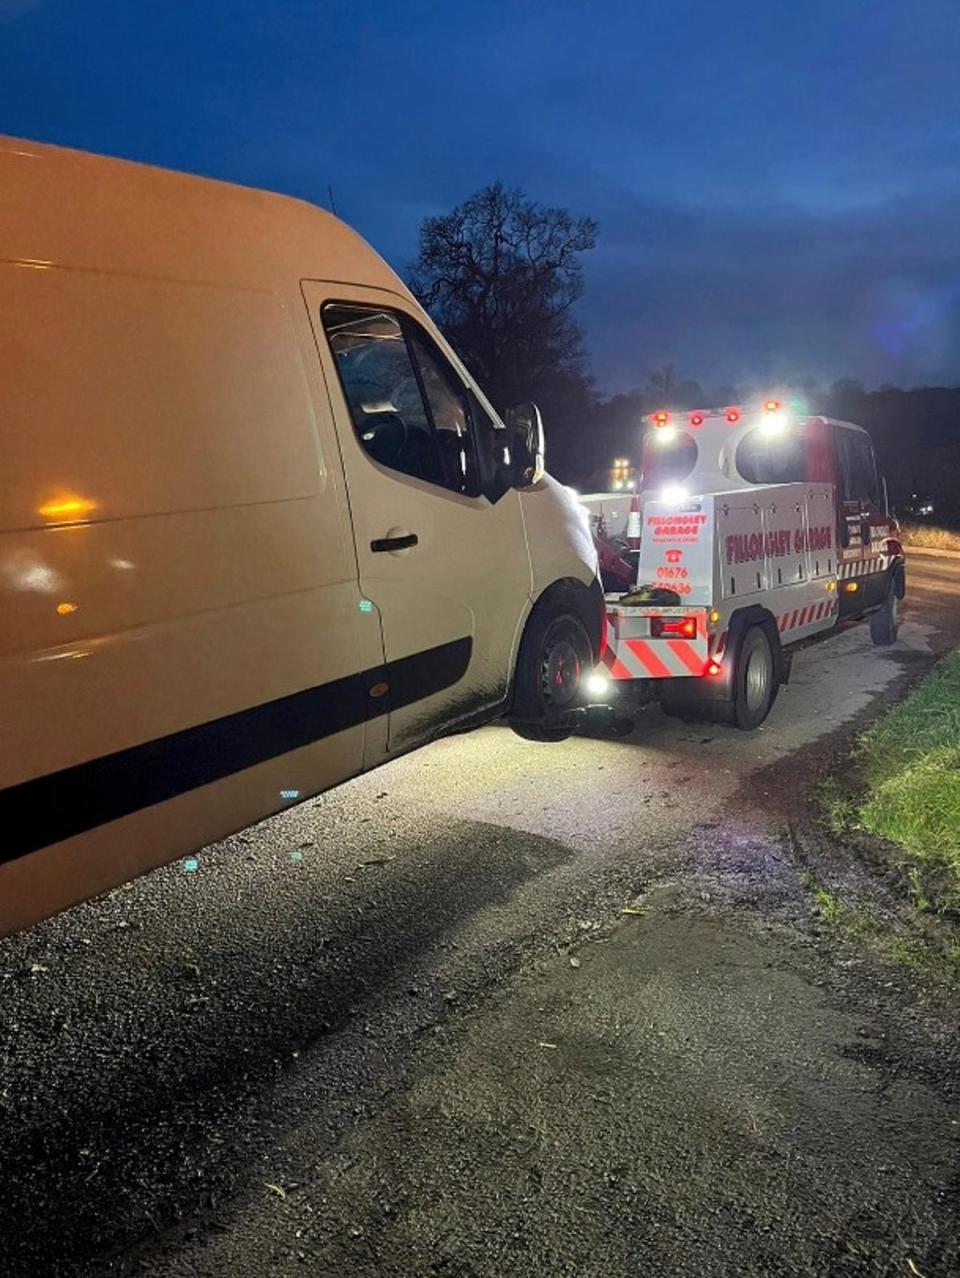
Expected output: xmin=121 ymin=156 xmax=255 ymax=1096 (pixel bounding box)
xmin=507 ymin=577 xmax=604 ymax=741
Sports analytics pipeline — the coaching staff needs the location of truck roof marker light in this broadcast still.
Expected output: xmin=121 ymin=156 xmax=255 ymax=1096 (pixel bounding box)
xmin=652 ymin=411 xmax=670 ymax=427
xmin=725 ymin=408 xmax=741 ymax=424
xmin=764 ymin=399 xmax=781 ymax=413
xmin=689 ymin=412 xmax=705 ymax=427
xmin=706 ymin=660 xmax=723 ymax=677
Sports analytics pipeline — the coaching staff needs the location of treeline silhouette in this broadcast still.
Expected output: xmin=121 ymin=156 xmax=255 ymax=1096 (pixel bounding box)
xmin=549 ymin=377 xmax=960 ymax=523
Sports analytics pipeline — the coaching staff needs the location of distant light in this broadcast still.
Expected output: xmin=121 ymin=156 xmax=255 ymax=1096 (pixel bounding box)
xmin=586 ymin=672 xmax=611 ymax=699
xmin=725 ymin=408 xmax=741 ymax=425
xmin=653 ymin=424 xmax=677 ymax=445
xmin=38 ymin=495 xmax=98 ymax=523
xmin=626 ymin=480 xmax=636 ymax=490
xmin=660 ymin=484 xmax=688 ymax=503
xmin=56 ymin=601 xmax=78 ymax=615
xmin=612 ymin=480 xmax=623 ymax=490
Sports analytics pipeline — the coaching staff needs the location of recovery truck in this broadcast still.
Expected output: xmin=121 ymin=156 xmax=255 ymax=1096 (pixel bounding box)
xmin=595 ymin=400 xmax=905 ymax=729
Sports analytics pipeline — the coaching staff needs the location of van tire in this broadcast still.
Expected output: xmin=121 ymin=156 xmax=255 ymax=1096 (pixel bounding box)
xmin=870 ymin=572 xmax=901 ymax=646
xmin=509 ymin=606 xmax=593 ymax=743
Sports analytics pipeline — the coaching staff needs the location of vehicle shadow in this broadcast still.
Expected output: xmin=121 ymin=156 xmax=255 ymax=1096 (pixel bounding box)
xmin=0 ymin=815 xmax=576 ymax=1277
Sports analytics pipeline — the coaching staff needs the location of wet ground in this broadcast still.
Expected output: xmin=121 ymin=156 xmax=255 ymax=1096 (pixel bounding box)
xmin=1 ymin=549 xmax=958 ymax=1277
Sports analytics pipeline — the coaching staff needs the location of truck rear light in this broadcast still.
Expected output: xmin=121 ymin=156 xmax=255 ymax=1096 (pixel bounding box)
xmin=706 ymin=660 xmax=723 ymax=677
xmin=651 ymin=616 xmax=697 ymax=639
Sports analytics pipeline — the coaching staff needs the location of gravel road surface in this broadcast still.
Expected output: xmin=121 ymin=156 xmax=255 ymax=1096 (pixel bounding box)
xmin=1 ymin=549 xmax=958 ymax=1278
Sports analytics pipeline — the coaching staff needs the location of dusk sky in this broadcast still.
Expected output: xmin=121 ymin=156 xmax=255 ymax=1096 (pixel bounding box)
xmin=3 ymin=0 xmax=959 ymax=394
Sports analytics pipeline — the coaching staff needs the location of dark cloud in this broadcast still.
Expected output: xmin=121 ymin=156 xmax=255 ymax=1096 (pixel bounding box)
xmin=1 ymin=0 xmax=959 ymax=392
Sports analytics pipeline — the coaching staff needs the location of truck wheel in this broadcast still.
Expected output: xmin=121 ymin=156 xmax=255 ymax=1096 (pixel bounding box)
xmin=728 ymin=625 xmax=777 ymax=730
xmin=869 ymin=573 xmax=901 ymax=646
xmin=509 ymin=608 xmax=593 ymax=742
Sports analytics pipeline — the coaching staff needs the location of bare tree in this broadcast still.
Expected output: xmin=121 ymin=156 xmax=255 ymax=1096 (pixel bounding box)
xmin=409 ymin=183 xmax=597 ymax=414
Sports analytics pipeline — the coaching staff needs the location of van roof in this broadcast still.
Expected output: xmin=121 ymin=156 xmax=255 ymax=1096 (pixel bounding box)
xmin=0 ymin=135 xmax=412 ymax=299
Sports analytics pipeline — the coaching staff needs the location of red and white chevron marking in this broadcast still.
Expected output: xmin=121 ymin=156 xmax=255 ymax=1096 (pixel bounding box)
xmin=602 ymin=634 xmax=709 ymax=680
xmin=713 ymin=597 xmax=837 ymax=657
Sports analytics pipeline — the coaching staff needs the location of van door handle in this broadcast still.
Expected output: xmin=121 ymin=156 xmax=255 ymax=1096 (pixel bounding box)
xmin=370 ymin=532 xmax=419 ymax=553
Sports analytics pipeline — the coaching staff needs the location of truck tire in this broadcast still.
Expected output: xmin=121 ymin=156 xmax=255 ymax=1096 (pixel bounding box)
xmin=722 ymin=624 xmax=777 ymax=730
xmin=509 ymin=606 xmax=593 ymax=742
xmin=869 ymin=571 xmax=901 ymax=646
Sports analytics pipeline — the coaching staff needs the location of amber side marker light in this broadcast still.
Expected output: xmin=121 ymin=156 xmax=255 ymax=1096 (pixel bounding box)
xmin=38 ymin=495 xmax=98 ymax=523
xmin=844 ymin=581 xmax=859 ymax=593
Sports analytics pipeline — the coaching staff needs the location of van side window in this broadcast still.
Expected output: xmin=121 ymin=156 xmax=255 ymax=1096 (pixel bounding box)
xmin=322 ymin=303 xmax=479 ymax=496
xmin=407 ymin=329 xmax=480 ymax=496
xmin=735 ymin=426 xmax=809 ymax=485
xmin=836 ymin=428 xmax=879 ymax=505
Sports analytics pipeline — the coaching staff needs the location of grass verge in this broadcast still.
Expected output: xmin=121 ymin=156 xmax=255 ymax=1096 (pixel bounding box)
xmin=823 ymin=651 xmax=960 ymax=917
xmin=899 ymin=522 xmax=960 ymax=552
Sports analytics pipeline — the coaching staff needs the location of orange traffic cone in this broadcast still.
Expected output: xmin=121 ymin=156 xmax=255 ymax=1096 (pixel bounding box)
xmin=626 ymin=492 xmax=641 ymax=551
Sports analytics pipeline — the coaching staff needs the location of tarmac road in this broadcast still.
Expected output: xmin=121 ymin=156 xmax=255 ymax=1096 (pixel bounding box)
xmin=1 ymin=549 xmax=958 ymax=1277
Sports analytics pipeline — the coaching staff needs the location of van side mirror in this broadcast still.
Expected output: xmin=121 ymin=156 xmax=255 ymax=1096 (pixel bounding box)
xmin=505 ymin=402 xmax=545 ymax=488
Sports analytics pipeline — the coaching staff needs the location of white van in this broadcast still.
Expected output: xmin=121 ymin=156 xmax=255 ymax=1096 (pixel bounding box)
xmin=0 ymin=136 xmax=601 ymax=935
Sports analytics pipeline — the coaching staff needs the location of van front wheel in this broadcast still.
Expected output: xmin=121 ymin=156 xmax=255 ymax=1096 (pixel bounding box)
xmin=509 ymin=609 xmax=593 ymax=742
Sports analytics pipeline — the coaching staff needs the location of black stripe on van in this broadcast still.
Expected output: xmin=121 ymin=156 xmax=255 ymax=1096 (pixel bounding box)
xmin=0 ymin=635 xmax=472 ymax=865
